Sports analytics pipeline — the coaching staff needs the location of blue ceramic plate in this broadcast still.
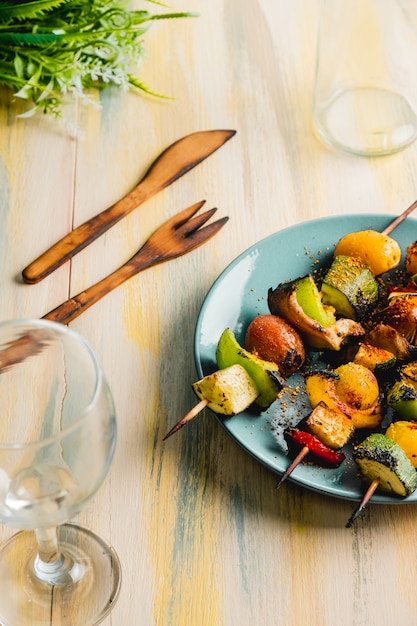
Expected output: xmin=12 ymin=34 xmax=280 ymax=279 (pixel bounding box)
xmin=194 ymin=214 xmax=417 ymax=504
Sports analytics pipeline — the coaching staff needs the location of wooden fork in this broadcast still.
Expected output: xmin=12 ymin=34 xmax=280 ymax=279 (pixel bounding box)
xmin=42 ymin=200 xmax=228 ymax=325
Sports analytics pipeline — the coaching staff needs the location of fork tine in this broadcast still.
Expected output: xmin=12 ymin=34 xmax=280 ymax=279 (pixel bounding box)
xmin=179 ymin=207 xmax=219 ymax=235
xmin=169 ymin=200 xmax=207 ymax=228
xmin=183 ymin=216 xmax=229 ymax=247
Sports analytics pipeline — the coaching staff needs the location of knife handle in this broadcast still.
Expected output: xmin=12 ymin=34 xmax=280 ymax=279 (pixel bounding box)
xmin=21 ymin=184 xmax=151 ymax=284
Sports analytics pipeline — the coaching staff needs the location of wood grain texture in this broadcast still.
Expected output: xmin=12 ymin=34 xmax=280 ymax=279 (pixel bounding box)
xmin=1 ymin=1 xmax=417 ymax=625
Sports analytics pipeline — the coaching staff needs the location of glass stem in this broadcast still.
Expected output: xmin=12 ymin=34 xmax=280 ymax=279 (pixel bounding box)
xmin=33 ymin=527 xmax=69 ymax=583
xmin=36 ymin=527 xmax=60 ymax=563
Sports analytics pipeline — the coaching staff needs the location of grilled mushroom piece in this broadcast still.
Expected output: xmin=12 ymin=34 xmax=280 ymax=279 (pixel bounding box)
xmin=372 ymin=294 xmax=417 ymax=346
xmin=367 ymin=322 xmax=417 ymax=361
xmin=268 ymin=277 xmax=364 ymax=351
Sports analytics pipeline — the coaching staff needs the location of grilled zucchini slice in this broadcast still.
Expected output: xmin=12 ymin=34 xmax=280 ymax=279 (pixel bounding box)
xmin=321 ymin=255 xmax=379 ymax=321
xmin=387 ymin=379 xmax=417 ymax=420
xmin=353 ymin=433 xmax=417 ymax=497
xmin=353 ymin=343 xmax=396 ymax=372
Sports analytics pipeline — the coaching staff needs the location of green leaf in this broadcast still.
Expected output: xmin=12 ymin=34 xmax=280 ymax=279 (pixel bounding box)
xmin=14 ymin=82 xmax=33 ymax=100
xmin=128 ymin=75 xmax=173 ymax=99
xmin=0 ymin=69 xmax=22 ymax=88
xmin=0 ymin=32 xmax=63 ymax=44
xmin=0 ymin=0 xmax=69 ymax=22
xmin=13 ymin=54 xmax=24 ymax=78
xmin=136 ymin=12 xmax=200 ymax=23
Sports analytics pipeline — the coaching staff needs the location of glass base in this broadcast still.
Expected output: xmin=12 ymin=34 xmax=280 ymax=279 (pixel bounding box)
xmin=0 ymin=523 xmax=121 ymax=626
xmin=313 ymin=87 xmax=417 ymax=156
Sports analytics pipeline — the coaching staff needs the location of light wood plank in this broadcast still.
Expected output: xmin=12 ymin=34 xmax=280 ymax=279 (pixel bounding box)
xmin=1 ymin=1 xmax=417 ymax=625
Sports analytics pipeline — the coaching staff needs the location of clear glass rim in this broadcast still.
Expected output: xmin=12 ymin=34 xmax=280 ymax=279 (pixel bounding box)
xmin=0 ymin=318 xmax=105 ymax=450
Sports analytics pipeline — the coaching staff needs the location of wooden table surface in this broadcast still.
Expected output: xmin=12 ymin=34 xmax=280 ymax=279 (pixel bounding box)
xmin=1 ymin=1 xmax=417 ymax=625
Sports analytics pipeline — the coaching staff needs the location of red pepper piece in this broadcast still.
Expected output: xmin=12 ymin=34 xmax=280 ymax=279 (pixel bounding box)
xmin=284 ymin=427 xmax=345 ymax=468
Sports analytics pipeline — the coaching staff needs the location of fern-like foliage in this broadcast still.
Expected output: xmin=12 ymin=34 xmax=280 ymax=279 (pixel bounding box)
xmin=0 ymin=0 xmax=198 ymax=118
xmin=0 ymin=0 xmax=70 ymax=22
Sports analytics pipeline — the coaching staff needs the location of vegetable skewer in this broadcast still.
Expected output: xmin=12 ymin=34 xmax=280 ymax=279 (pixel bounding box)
xmin=275 ymin=406 xmax=349 ymax=488
xmin=162 ymin=363 xmax=261 ymax=441
xmin=345 ymin=434 xmax=417 ymax=527
xmin=276 ymin=423 xmax=346 ymax=489
xmin=163 ymin=329 xmax=285 ymax=441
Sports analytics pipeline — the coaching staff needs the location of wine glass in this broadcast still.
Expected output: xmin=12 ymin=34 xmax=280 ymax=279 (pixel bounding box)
xmin=0 ymin=319 xmax=121 ymax=625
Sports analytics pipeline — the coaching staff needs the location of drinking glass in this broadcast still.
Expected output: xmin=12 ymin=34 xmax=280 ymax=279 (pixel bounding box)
xmin=0 ymin=319 xmax=121 ymax=625
xmin=312 ymin=0 xmax=417 ymax=156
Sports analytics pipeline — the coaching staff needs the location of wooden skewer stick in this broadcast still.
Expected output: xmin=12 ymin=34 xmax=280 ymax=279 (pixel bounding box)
xmin=163 ymin=398 xmax=209 ymax=441
xmin=381 ymin=199 xmax=417 ymax=236
xmin=345 ymin=478 xmax=380 ymax=528
xmin=275 ymin=445 xmax=310 ymax=489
